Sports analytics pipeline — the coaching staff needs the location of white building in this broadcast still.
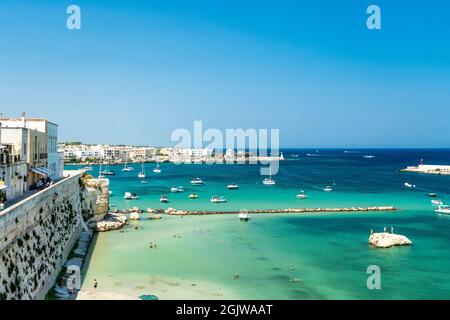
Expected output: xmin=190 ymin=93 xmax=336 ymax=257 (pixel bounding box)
xmin=0 ymin=114 xmax=61 ymax=180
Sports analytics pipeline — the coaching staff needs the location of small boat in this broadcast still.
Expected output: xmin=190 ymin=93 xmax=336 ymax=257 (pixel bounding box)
xmin=238 ymin=210 xmax=249 ymax=221
xmin=431 ymin=199 xmax=443 ymax=206
xmin=428 ymin=193 xmax=437 ymax=197
xmin=122 ymin=162 xmax=134 ymax=172
xmin=153 ymin=163 xmax=161 ymax=174
xmin=323 ymin=186 xmax=332 ymax=192
xmin=141 ymin=180 xmax=149 ymax=184
xmin=124 ymin=192 xmax=138 ymax=200
xmin=211 ymin=195 xmax=227 ymax=203
xmin=262 ymin=166 xmax=276 ymax=185
xmin=227 ymin=183 xmax=239 ymax=190
xmin=137 ymin=162 xmax=146 ymax=178
xmin=435 ymin=205 xmax=450 ymax=214
xmin=160 ymin=195 xmax=169 ymax=203
xmin=189 ymin=193 xmax=199 ymax=199
xmin=170 ymin=186 xmax=184 ymax=193
xmin=108 ymin=190 xmax=113 ymax=196
xmin=363 ymin=155 xmax=375 ymax=159
xmin=84 ymin=165 xmax=93 ymax=171
xmin=191 ymin=178 xmax=205 ymax=185
xmin=296 ymin=191 xmax=308 ymax=199
xmin=404 ymin=182 xmax=416 ymax=188
xmin=100 ymin=164 xmax=116 ymax=175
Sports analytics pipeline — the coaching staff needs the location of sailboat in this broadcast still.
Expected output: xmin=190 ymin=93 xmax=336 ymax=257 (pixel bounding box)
xmin=98 ymin=164 xmax=105 ymax=179
xmin=100 ymin=163 xmax=116 ymax=176
xmin=262 ymin=166 xmax=276 ymax=185
xmin=153 ymin=163 xmax=161 ymax=174
xmin=122 ymin=160 xmax=134 ymax=172
xmin=138 ymin=162 xmax=146 ymax=179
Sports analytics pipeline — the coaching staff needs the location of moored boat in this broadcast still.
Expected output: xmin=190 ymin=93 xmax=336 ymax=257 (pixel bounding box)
xmin=188 ymin=193 xmax=199 ymax=199
xmin=124 ymin=192 xmax=138 ymax=200
xmin=435 ymin=205 xmax=450 ymax=214
xmin=211 ymin=195 xmax=227 ymax=203
xmin=160 ymin=195 xmax=169 ymax=203
xmin=191 ymin=178 xmax=205 ymax=185
xmin=238 ymin=209 xmax=249 ymax=221
xmin=170 ymin=186 xmax=184 ymax=193
xmin=323 ymin=186 xmax=332 ymax=192
xmin=227 ymin=183 xmax=239 ymax=190
xmin=431 ymin=199 xmax=443 ymax=206
xmin=296 ymin=191 xmax=308 ymax=199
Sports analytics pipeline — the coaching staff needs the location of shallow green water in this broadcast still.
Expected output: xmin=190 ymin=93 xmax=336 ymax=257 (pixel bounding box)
xmin=75 ymin=149 xmax=450 ymax=299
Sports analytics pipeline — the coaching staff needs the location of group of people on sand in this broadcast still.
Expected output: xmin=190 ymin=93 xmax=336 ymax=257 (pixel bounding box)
xmin=370 ymin=226 xmax=395 ymax=235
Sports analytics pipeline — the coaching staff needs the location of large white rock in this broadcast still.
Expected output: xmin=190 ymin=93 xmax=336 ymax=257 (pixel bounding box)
xmin=369 ymin=232 xmax=412 ymax=248
xmin=129 ymin=212 xmax=140 ymax=220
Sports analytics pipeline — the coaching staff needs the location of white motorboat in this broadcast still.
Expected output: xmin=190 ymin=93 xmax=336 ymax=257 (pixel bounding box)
xmin=137 ymin=162 xmax=146 ymax=178
xmin=170 ymin=186 xmax=184 ymax=193
xmin=191 ymin=178 xmax=205 ymax=185
xmin=404 ymin=182 xmax=416 ymax=188
xmin=435 ymin=205 xmax=450 ymax=214
xmin=431 ymin=199 xmax=443 ymax=206
xmin=160 ymin=195 xmax=169 ymax=203
xmin=100 ymin=163 xmax=116 ymax=176
xmin=238 ymin=209 xmax=249 ymax=221
xmin=211 ymin=196 xmax=227 ymax=203
xmin=363 ymin=155 xmax=375 ymax=159
xmin=262 ymin=166 xmax=276 ymax=185
xmin=227 ymin=183 xmax=239 ymax=190
xmin=124 ymin=192 xmax=138 ymax=200
xmin=153 ymin=163 xmax=161 ymax=173
xmin=323 ymin=186 xmax=333 ymax=192
xmin=296 ymin=191 xmax=308 ymax=199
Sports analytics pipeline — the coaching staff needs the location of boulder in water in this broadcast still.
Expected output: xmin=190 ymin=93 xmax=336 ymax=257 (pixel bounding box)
xmin=369 ymin=232 xmax=412 ymax=248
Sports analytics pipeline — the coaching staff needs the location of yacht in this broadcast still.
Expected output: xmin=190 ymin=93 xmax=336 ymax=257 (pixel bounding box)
xmin=404 ymin=182 xmax=416 ymax=188
xmin=211 ymin=196 xmax=227 ymax=203
xmin=124 ymin=192 xmax=138 ymax=200
xmin=296 ymin=191 xmax=308 ymax=199
xmin=227 ymin=183 xmax=239 ymax=190
xmin=160 ymin=195 xmax=169 ymax=203
xmin=431 ymin=199 xmax=443 ymax=206
xmin=262 ymin=166 xmax=276 ymax=185
xmin=170 ymin=186 xmax=184 ymax=193
xmin=153 ymin=163 xmax=161 ymax=174
xmin=191 ymin=178 xmax=205 ymax=185
xmin=435 ymin=205 xmax=450 ymax=214
xmin=189 ymin=193 xmax=199 ymax=199
xmin=323 ymin=186 xmax=333 ymax=192
xmin=137 ymin=162 xmax=146 ymax=178
xmin=238 ymin=210 xmax=249 ymax=221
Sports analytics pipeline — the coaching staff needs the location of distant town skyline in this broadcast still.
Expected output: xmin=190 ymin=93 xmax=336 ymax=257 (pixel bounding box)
xmin=1 ymin=0 xmax=449 ymax=148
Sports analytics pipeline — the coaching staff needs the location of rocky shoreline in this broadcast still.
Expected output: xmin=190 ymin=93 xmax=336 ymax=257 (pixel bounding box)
xmin=89 ymin=213 xmax=128 ymax=232
xmin=369 ymin=232 xmax=412 ymax=248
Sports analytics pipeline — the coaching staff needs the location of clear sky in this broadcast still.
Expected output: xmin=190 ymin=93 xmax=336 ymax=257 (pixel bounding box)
xmin=0 ymin=0 xmax=449 ymax=148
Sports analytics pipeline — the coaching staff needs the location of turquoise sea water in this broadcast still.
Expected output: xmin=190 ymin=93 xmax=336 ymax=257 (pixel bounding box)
xmin=73 ymin=149 xmax=450 ymax=299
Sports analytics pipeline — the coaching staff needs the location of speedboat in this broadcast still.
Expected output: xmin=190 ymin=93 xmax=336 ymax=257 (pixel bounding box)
xmin=189 ymin=193 xmax=199 ymax=199
xmin=227 ymin=183 xmax=239 ymax=190
xmin=160 ymin=195 xmax=169 ymax=203
xmin=431 ymin=199 xmax=443 ymax=206
xmin=428 ymin=193 xmax=437 ymax=197
xmin=404 ymin=182 xmax=416 ymax=188
xmin=191 ymin=178 xmax=205 ymax=185
xmin=153 ymin=163 xmax=161 ymax=173
xmin=323 ymin=186 xmax=332 ymax=192
xmin=238 ymin=210 xmax=249 ymax=221
xmin=435 ymin=205 xmax=450 ymax=214
xmin=363 ymin=155 xmax=375 ymax=159
xmin=211 ymin=196 xmax=227 ymax=203
xmin=124 ymin=192 xmax=138 ymax=200
xmin=170 ymin=186 xmax=184 ymax=193
xmin=296 ymin=191 xmax=308 ymax=199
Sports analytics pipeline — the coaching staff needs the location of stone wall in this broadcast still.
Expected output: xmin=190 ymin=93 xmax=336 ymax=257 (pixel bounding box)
xmin=0 ymin=170 xmax=108 ymax=300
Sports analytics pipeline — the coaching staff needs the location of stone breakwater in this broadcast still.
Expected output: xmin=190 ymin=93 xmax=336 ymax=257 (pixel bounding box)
xmin=112 ymin=206 xmax=397 ymax=216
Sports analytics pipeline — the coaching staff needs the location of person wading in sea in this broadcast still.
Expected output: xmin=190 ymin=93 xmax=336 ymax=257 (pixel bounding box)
xmin=94 ymin=279 xmax=98 ymax=290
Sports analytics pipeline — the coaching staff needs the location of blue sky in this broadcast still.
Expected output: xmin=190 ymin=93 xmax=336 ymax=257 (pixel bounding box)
xmin=0 ymin=0 xmax=449 ymax=147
